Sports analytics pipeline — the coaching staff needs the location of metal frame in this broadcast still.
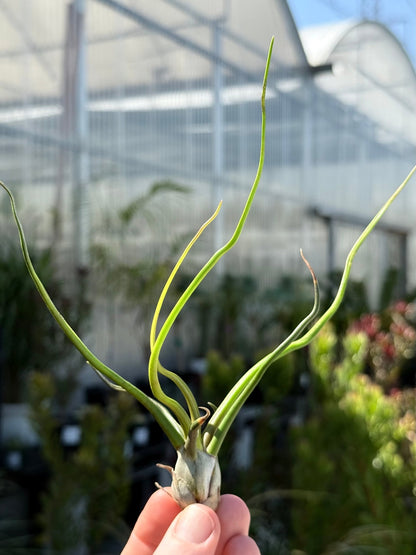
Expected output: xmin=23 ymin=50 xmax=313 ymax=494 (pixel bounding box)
xmin=311 ymin=205 xmax=409 ymax=295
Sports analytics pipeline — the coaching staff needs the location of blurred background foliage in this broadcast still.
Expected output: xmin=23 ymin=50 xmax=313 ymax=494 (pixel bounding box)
xmin=28 ymin=372 xmax=135 ymax=554
xmin=289 ymin=323 xmax=415 ymax=554
xmin=0 ymin=240 xmax=88 ymax=404
xmin=199 ymin=273 xmax=416 ymax=554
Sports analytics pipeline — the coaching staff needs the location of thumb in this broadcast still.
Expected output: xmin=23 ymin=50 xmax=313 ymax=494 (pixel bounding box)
xmin=154 ymin=503 xmax=220 ymax=555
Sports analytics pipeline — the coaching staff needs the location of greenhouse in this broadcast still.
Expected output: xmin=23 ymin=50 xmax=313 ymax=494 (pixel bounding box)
xmin=0 ymin=2 xmax=415 ymax=552
xmin=0 ymin=0 xmax=415 ymax=381
xmin=1 ymin=0 xmax=415 ymax=278
xmin=0 ymin=0 xmax=415 ymax=379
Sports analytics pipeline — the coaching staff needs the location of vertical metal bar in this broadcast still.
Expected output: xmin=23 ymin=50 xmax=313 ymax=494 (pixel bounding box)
xmin=327 ymin=217 xmax=335 ymax=278
xmin=399 ymin=233 xmax=408 ymax=297
xmin=72 ymin=0 xmax=90 ymax=270
xmin=22 ymin=1 xmax=32 ymax=192
xmin=212 ymin=22 xmax=224 ymax=262
xmin=53 ymin=2 xmax=74 ymax=250
xmin=238 ymin=73 xmax=247 ymax=181
xmin=185 ymin=77 xmax=194 ymax=173
xmin=301 ymin=81 xmax=313 ymax=201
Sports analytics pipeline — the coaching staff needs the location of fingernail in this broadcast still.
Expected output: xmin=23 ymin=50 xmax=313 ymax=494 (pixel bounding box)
xmin=174 ymin=504 xmax=215 ymax=544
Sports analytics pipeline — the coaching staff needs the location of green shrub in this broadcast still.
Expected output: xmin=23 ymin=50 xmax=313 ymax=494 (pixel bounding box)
xmin=291 ymin=324 xmax=416 ymax=554
xmin=201 ymin=350 xmax=245 ymax=408
xmin=28 ymin=372 xmax=136 ymax=553
xmin=0 ymin=242 xmax=85 ymax=403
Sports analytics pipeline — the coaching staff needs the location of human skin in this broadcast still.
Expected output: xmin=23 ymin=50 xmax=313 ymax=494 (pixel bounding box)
xmin=121 ymin=488 xmax=260 ymax=555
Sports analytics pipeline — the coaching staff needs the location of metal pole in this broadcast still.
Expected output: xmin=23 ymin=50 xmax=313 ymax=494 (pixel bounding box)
xmin=301 ymin=81 xmax=313 ymax=202
xmin=399 ymin=233 xmax=408 ymax=297
xmin=72 ymin=0 xmax=90 ymax=270
xmin=212 ymin=22 xmax=224 ymax=262
xmin=327 ymin=217 xmax=335 ymax=278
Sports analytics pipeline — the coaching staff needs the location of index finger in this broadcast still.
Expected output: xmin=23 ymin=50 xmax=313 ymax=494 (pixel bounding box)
xmin=121 ymin=488 xmax=182 ymax=555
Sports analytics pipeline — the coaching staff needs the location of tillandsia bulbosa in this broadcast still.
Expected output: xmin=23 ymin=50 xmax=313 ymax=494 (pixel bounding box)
xmin=1 ymin=37 xmax=415 ymax=511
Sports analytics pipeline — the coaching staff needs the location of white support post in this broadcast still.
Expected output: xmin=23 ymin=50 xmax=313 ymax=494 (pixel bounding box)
xmin=72 ymin=0 xmax=90 ymax=270
xmin=301 ymin=80 xmax=313 ymax=202
xmin=212 ymin=22 xmax=224 ymax=267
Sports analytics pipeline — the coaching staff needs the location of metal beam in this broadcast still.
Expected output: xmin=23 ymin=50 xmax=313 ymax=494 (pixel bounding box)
xmin=94 ymin=0 xmax=271 ymax=81
xmin=311 ymin=205 xmax=409 ymax=297
xmin=310 ymin=206 xmax=409 ymax=236
xmin=162 ymin=0 xmax=280 ymax=69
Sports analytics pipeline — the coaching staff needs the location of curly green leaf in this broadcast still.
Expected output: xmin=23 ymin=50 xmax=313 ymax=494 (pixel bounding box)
xmin=0 ymin=180 xmax=185 ymax=450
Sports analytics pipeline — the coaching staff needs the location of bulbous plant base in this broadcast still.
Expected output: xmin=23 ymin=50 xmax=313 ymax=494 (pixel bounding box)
xmin=157 ymin=447 xmax=221 ymax=510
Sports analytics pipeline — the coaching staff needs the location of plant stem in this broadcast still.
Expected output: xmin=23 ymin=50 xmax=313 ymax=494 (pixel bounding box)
xmin=148 ymin=203 xmax=222 ymax=427
xmin=147 ymin=38 xmax=275 ymax=425
xmin=204 ymin=252 xmax=319 ymax=454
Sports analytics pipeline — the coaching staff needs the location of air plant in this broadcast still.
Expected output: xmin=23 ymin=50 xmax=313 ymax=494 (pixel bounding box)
xmin=1 ymin=37 xmax=415 ymax=512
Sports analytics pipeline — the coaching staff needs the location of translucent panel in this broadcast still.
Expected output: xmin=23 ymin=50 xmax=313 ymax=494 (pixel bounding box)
xmin=302 ymin=21 xmax=416 ymax=145
xmin=0 ymin=1 xmax=415 ymax=370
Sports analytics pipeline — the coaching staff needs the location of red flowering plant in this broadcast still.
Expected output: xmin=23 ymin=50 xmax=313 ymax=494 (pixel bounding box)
xmin=349 ymin=301 xmax=416 ymax=392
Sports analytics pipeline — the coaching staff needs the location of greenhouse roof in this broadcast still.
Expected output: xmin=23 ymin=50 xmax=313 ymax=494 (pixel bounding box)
xmin=0 ymin=2 xmax=414 ymax=156
xmin=300 ymin=19 xmax=416 ymax=145
xmin=0 ymin=0 xmax=308 ymax=107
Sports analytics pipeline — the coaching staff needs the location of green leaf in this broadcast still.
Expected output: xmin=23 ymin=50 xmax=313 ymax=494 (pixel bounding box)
xmin=0 ymin=180 xmax=185 ymax=450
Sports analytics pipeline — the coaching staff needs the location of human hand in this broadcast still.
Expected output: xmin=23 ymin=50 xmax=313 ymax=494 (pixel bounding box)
xmin=121 ymin=488 xmax=260 ymax=555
